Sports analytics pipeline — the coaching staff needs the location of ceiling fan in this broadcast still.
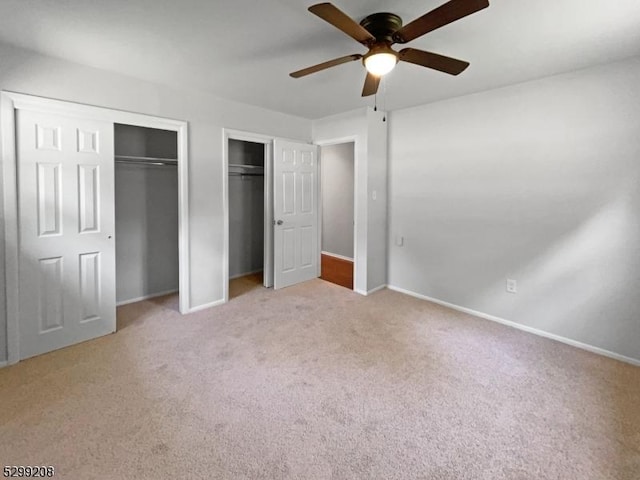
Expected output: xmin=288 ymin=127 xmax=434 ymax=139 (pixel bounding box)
xmin=290 ymin=0 xmax=490 ymax=96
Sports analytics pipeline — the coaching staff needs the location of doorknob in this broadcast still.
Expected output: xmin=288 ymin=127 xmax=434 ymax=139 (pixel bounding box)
xmin=276 ymin=220 xmax=283 ymax=225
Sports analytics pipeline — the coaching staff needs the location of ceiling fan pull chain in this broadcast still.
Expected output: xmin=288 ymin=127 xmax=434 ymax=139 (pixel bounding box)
xmin=382 ymin=77 xmax=387 ymax=122
xmin=374 ymin=91 xmax=378 ymax=112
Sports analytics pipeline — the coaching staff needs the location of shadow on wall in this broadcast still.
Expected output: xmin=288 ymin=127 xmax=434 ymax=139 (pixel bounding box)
xmin=392 ymin=162 xmax=640 ymax=362
xmin=466 ymin=178 xmax=640 ymax=359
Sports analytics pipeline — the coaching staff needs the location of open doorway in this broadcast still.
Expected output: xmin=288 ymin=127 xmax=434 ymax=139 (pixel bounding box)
xmin=228 ymin=139 xmax=265 ymax=298
xmin=225 ymin=136 xmax=273 ymax=300
xmin=114 ymin=124 xmax=180 ymax=311
xmin=224 ymin=132 xmax=322 ymax=300
xmin=320 ymin=142 xmax=355 ymax=290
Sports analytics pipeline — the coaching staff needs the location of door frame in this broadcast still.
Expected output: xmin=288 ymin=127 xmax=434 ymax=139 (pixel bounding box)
xmin=1 ymin=91 xmax=190 ymax=365
xmin=315 ymin=136 xmax=360 ymax=292
xmin=222 ymin=129 xmax=274 ymax=302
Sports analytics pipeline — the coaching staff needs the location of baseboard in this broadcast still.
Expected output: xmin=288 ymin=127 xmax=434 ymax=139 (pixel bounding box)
xmin=321 ymin=251 xmax=354 ymax=262
xmin=387 ymin=285 xmax=640 ymax=367
xmin=0 ymin=360 xmax=8 ymax=369
xmin=230 ymin=269 xmax=263 ymax=280
xmin=355 ymin=284 xmax=387 ymax=296
xmin=187 ymin=298 xmax=226 ymax=313
xmin=367 ymin=284 xmax=387 ymax=295
xmin=116 ymin=289 xmax=179 ymax=307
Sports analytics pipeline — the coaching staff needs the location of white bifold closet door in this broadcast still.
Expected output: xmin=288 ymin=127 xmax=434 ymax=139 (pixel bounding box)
xmin=273 ymin=140 xmax=319 ymax=289
xmin=17 ymin=109 xmax=116 ymax=360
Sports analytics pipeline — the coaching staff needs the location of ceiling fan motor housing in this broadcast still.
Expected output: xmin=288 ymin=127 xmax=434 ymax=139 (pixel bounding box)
xmin=360 ymin=12 xmax=403 ymax=71
xmin=359 ymin=12 xmax=403 ymax=44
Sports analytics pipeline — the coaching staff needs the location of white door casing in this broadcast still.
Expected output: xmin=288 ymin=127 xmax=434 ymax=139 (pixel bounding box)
xmin=273 ymin=140 xmax=319 ymax=289
xmin=17 ymin=109 xmax=116 ymax=359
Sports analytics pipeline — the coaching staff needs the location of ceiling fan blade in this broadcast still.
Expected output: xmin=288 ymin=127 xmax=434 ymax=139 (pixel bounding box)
xmin=393 ymin=0 xmax=489 ymax=44
xmin=309 ymin=3 xmax=376 ymax=45
xmin=399 ymin=48 xmax=469 ymax=75
xmin=290 ymin=54 xmax=362 ymax=78
xmin=362 ymin=72 xmax=380 ymax=97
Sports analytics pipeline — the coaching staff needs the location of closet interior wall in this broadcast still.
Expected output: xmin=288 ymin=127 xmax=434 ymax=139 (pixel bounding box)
xmin=114 ymin=124 xmax=179 ymax=304
xmin=228 ymin=139 xmax=265 ymax=279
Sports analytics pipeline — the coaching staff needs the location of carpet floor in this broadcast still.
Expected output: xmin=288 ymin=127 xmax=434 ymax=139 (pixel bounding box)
xmin=1 ymin=276 xmax=639 ymax=479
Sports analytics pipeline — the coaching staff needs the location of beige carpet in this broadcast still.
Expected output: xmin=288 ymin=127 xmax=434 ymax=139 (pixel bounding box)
xmin=1 ymin=277 xmax=639 ymax=479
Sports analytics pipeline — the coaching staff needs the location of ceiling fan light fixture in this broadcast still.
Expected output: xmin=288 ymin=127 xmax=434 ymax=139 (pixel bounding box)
xmin=363 ymin=45 xmax=398 ymax=76
xmin=364 ymin=52 xmax=397 ymax=76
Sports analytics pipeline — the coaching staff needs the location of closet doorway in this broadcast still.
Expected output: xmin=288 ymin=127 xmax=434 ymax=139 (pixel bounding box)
xmin=319 ymin=142 xmax=355 ymax=290
xmin=223 ymin=130 xmax=320 ymax=301
xmin=114 ymin=124 xmax=179 ymax=307
xmin=224 ymin=133 xmax=273 ymax=300
xmin=2 ymin=92 xmax=189 ymax=363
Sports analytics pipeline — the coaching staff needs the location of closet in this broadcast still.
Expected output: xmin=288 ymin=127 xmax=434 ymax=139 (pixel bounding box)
xmin=228 ymin=139 xmax=266 ymax=285
xmin=114 ymin=124 xmax=179 ymax=304
xmin=5 ymin=92 xmax=190 ymax=362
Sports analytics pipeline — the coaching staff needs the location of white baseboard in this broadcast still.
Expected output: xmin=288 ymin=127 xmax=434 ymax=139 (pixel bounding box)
xmin=0 ymin=360 xmax=8 ymax=369
xmin=367 ymin=284 xmax=387 ymax=295
xmin=187 ymin=298 xmax=226 ymax=313
xmin=321 ymin=251 xmax=354 ymax=262
xmin=387 ymin=285 xmax=640 ymax=367
xmin=355 ymin=284 xmax=387 ymax=296
xmin=116 ymin=289 xmax=179 ymax=307
xmin=230 ymin=269 xmax=263 ymax=280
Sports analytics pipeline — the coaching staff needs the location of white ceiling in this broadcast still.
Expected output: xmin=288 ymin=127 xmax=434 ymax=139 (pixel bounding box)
xmin=1 ymin=0 xmax=639 ymax=119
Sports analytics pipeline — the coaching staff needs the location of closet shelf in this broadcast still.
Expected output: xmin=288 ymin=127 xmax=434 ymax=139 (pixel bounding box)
xmin=115 ymin=155 xmax=178 ymax=166
xmin=229 ymin=163 xmax=263 ymax=170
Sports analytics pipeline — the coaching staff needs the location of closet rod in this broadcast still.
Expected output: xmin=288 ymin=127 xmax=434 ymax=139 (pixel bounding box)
xmin=229 ymin=172 xmax=263 ymax=177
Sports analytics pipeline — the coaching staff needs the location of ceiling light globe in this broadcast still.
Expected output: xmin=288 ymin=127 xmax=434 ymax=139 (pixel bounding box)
xmin=364 ymin=52 xmax=397 ymax=77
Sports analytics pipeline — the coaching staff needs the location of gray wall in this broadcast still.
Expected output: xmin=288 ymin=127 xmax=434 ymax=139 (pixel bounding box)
xmin=0 ymin=42 xmax=312 ymax=363
xmin=366 ymin=109 xmax=388 ymax=291
xmin=321 ymin=142 xmax=354 ymax=259
xmin=114 ymin=125 xmax=179 ymax=303
xmin=228 ymin=139 xmax=264 ymax=278
xmin=388 ymin=56 xmax=640 ymax=362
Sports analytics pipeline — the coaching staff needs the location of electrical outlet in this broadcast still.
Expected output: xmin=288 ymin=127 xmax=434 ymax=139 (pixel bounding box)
xmin=506 ymin=278 xmax=517 ymax=294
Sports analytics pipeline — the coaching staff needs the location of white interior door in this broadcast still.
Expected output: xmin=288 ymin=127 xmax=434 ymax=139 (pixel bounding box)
xmin=17 ymin=108 xmax=116 ymax=359
xmin=273 ymin=140 xmax=319 ymax=289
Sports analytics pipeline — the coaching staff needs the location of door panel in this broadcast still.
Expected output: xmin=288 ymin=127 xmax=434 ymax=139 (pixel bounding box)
xmin=79 ymin=252 xmax=101 ymax=322
xmin=17 ymin=109 xmax=116 ymax=359
xmin=36 ymin=162 xmax=62 ymax=236
xmin=38 ymin=257 xmax=64 ymax=331
xmin=273 ymin=140 xmax=319 ymax=289
xmin=78 ymin=164 xmax=100 ymax=232
xmin=300 ymin=226 xmax=313 ymax=267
